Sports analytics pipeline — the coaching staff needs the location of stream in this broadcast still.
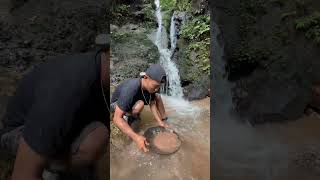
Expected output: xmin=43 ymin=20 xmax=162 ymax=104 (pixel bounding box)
xmin=110 ymin=96 xmax=210 ymax=180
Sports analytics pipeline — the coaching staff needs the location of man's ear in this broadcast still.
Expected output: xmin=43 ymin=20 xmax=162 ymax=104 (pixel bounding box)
xmin=144 ymin=75 xmax=150 ymax=79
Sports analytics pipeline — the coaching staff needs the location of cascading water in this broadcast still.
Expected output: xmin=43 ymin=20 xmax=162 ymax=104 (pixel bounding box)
xmin=154 ymin=0 xmax=183 ymax=98
xmin=170 ymin=15 xmax=177 ymax=53
xmin=152 ymin=0 xmax=202 ymax=117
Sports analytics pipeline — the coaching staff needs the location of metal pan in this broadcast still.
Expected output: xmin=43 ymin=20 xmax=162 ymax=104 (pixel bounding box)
xmin=144 ymin=126 xmax=181 ymax=155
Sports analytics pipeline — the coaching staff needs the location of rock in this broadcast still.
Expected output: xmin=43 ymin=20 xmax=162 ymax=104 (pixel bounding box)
xmin=111 ymin=26 xmax=159 ymax=83
xmin=111 ymin=59 xmax=149 ymax=84
xmin=183 ymin=85 xmax=209 ymax=100
xmin=191 ymin=0 xmax=208 ymax=14
xmin=110 ymin=24 xmax=119 ymax=32
xmin=133 ymin=11 xmax=145 ymax=22
xmin=212 ymin=0 xmax=320 ymax=122
xmin=183 ymin=76 xmax=210 ymax=100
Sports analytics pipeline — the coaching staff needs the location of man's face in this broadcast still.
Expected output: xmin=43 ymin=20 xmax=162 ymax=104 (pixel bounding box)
xmin=145 ymin=76 xmax=161 ymax=93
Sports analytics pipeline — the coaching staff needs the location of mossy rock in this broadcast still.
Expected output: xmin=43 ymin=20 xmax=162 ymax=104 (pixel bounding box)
xmin=111 ymin=31 xmax=159 ymax=64
xmin=111 ymin=29 xmax=160 ymax=83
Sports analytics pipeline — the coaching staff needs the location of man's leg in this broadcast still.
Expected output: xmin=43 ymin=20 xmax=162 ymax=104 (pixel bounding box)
xmin=47 ymin=121 xmax=108 ymax=179
xmin=111 ymin=100 xmax=144 ymax=118
xmin=126 ymin=100 xmax=144 ymax=132
xmin=1 ymin=122 xmax=108 ymax=167
xmin=155 ymin=94 xmax=167 ymax=120
xmin=70 ymin=121 xmax=108 ymax=168
xmin=1 ymin=122 xmax=108 ymax=180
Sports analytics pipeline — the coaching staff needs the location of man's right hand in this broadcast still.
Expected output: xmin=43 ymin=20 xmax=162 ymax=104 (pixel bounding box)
xmin=134 ymin=135 xmax=149 ymax=152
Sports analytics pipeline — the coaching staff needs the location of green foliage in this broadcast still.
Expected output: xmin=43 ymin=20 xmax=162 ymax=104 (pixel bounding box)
xmin=142 ymin=4 xmax=156 ymax=24
xmin=160 ymin=0 xmax=177 ymax=11
xmin=295 ymin=11 xmax=320 ymax=30
xmin=180 ymin=14 xmax=210 ymax=76
xmin=111 ymin=4 xmax=132 ymax=25
xmin=180 ymin=15 xmax=210 ymax=41
xmin=281 ymin=11 xmax=297 ymax=21
xmin=111 ymin=32 xmax=131 ymax=42
xmin=186 ymin=38 xmax=211 ymax=74
xmin=239 ymin=0 xmax=267 ymax=39
xmin=295 ymin=11 xmax=320 ymax=44
xmin=272 ymin=26 xmax=291 ymax=45
xmin=175 ymin=0 xmax=192 ymax=11
xmin=231 ymin=47 xmax=271 ymax=64
xmin=160 ymin=0 xmax=176 ymax=32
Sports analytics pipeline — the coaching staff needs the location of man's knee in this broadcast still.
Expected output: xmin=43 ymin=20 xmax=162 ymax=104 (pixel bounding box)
xmin=72 ymin=123 xmax=108 ymax=166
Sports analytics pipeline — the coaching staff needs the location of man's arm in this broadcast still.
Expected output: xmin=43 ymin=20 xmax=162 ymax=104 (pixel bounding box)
xmin=12 ymin=137 xmax=47 ymax=180
xmin=150 ymin=100 xmax=169 ymax=128
xmin=113 ymin=105 xmax=139 ymax=140
xmin=113 ymin=105 xmax=149 ymax=152
xmin=149 ymin=100 xmax=162 ymax=122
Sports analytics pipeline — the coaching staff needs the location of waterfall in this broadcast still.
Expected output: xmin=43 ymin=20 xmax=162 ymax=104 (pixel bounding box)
xmin=154 ymin=0 xmax=183 ymax=98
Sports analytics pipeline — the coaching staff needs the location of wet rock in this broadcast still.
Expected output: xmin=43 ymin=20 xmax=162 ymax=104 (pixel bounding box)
xmin=183 ymin=76 xmax=210 ymax=100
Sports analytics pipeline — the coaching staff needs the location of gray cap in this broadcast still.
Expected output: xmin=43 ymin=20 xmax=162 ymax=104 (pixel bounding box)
xmin=145 ymin=64 xmax=166 ymax=83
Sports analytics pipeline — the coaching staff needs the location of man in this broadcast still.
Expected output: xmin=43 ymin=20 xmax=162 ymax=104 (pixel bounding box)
xmin=0 ymin=48 xmax=110 ymax=179
xmin=111 ymin=64 xmax=169 ymax=153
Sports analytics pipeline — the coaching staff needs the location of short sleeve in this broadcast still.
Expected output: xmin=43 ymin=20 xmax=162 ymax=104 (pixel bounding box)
xmin=116 ymin=85 xmax=136 ymax=113
xmin=23 ymin=80 xmax=88 ymax=158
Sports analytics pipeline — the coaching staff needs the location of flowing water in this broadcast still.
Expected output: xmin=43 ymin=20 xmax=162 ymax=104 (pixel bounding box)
xmin=212 ymin=14 xmax=320 ymax=180
xmin=110 ymin=97 xmax=210 ymax=180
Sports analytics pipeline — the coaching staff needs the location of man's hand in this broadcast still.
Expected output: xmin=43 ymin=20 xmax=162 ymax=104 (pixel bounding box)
xmin=158 ymin=120 xmax=169 ymax=128
xmin=133 ymin=135 xmax=149 ymax=152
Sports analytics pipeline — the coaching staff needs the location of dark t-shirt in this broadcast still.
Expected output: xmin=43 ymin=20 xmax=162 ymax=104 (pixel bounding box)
xmin=111 ymin=78 xmax=155 ymax=112
xmin=3 ymin=51 xmax=109 ymax=158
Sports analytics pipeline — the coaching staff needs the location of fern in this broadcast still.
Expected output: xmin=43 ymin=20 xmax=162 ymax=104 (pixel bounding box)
xmin=295 ymin=11 xmax=320 ymax=44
